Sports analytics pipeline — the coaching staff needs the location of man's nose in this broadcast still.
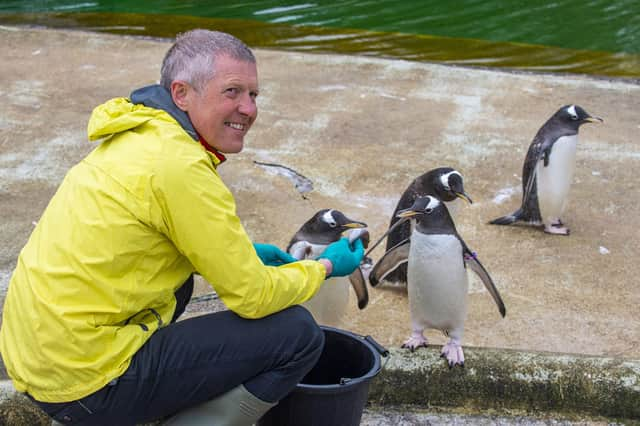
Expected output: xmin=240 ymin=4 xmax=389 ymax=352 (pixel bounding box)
xmin=238 ymin=94 xmax=257 ymax=117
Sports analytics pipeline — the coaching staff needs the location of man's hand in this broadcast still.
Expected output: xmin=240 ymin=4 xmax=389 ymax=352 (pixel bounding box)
xmin=317 ymin=238 xmax=365 ymax=277
xmin=253 ymin=243 xmax=297 ymax=266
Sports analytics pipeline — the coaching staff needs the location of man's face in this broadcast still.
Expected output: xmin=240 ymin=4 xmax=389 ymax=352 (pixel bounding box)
xmin=179 ymin=55 xmax=258 ymax=154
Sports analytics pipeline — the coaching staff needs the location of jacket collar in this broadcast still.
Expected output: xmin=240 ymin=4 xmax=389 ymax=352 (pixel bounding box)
xmin=130 ymin=84 xmax=226 ymax=165
xmin=198 ymin=136 xmax=227 ymax=164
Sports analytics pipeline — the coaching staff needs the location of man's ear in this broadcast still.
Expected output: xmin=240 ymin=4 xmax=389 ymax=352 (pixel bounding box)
xmin=170 ymin=80 xmax=191 ymax=111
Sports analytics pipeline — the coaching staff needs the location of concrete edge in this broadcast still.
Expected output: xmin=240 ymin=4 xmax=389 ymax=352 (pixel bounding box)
xmin=368 ymin=346 xmax=640 ymax=421
xmin=1 ymin=346 xmax=638 ymax=423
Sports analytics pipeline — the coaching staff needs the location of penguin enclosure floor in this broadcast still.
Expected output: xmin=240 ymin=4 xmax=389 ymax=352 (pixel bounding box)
xmin=1 ymin=27 xmax=639 ymax=373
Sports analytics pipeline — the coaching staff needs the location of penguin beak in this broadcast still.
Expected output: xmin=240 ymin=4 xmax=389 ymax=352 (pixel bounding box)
xmin=342 ymin=221 xmax=367 ymax=229
xmin=340 ymin=220 xmax=368 ymax=242
xmin=455 ymin=191 xmax=473 ymax=204
xmin=584 ymin=116 xmax=603 ymax=124
xmin=396 ymin=209 xmax=420 ymax=218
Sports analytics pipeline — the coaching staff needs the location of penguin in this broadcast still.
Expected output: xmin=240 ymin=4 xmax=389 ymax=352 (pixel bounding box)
xmin=286 ymin=209 xmax=370 ymax=326
xmin=384 ymin=167 xmax=473 ymax=284
xmin=367 ymin=195 xmax=506 ymax=368
xmin=489 ymin=104 xmax=602 ymax=235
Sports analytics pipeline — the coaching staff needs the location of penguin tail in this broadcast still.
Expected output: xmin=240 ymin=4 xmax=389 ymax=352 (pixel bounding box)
xmin=488 ymin=209 xmax=523 ymax=226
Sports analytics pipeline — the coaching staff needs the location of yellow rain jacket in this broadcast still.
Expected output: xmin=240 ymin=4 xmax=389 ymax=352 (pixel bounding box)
xmin=0 ymin=86 xmax=326 ymax=403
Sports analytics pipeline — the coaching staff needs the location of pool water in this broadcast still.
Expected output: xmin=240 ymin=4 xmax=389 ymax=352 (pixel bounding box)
xmin=1 ymin=1 xmax=638 ymax=79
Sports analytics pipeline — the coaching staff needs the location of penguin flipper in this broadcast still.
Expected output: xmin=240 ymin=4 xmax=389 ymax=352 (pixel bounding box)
xmin=369 ymin=240 xmax=410 ymax=287
xmin=520 ymin=133 xmax=553 ymax=224
xmin=383 ymin=220 xmax=411 ymax=284
xmin=348 ymin=267 xmax=369 ymax=309
xmin=464 ymin=251 xmax=506 ymax=317
xmin=489 ymin=136 xmax=544 ymax=227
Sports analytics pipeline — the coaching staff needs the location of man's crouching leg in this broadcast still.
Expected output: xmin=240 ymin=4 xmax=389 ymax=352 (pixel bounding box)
xmin=152 ymin=305 xmax=324 ymax=425
xmin=34 ymin=306 xmax=323 ymax=426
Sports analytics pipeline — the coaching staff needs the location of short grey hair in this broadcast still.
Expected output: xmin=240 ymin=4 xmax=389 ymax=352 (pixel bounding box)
xmin=160 ymin=29 xmax=256 ymax=92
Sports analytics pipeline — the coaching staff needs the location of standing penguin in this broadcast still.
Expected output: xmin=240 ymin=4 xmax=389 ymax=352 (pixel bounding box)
xmin=287 ymin=209 xmax=369 ymax=326
xmin=490 ymin=105 xmax=602 ymax=235
xmin=384 ymin=167 xmax=473 ymax=284
xmin=368 ymin=196 xmax=506 ymax=367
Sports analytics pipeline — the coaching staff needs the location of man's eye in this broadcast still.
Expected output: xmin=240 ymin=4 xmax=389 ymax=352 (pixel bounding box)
xmin=225 ymin=88 xmax=238 ymax=95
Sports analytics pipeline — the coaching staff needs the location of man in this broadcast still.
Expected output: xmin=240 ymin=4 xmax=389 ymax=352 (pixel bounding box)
xmin=0 ymin=29 xmax=364 ymax=425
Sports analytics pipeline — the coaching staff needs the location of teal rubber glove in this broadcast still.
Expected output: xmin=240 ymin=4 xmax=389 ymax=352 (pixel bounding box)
xmin=317 ymin=237 xmax=365 ymax=277
xmin=253 ymin=243 xmax=297 ymax=266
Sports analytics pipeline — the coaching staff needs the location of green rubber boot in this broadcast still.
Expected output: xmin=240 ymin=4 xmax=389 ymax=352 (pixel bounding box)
xmin=163 ymin=384 xmax=276 ymax=426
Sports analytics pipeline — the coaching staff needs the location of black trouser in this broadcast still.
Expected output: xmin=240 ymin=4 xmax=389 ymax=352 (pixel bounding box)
xmin=32 ymin=275 xmax=325 ymax=425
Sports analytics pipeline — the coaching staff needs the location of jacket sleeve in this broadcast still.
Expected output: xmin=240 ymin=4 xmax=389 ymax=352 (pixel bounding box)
xmin=151 ymin=148 xmax=326 ymax=319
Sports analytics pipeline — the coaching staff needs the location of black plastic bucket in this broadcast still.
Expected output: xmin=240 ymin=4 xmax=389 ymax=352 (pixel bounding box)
xmin=258 ymin=326 xmax=387 ymax=426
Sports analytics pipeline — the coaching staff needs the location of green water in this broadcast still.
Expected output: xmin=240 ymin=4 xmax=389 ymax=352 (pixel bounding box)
xmin=1 ymin=1 xmax=639 ymax=80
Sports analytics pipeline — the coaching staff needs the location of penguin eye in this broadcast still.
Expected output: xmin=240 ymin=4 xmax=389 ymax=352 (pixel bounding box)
xmin=425 ymin=208 xmax=433 ymax=214
xmin=566 ymin=105 xmax=579 ymax=120
xmin=328 ymin=221 xmax=337 ymax=228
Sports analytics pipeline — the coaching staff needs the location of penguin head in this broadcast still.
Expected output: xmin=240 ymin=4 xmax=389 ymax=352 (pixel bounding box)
xmin=553 ymin=105 xmax=603 ymax=131
xmin=438 ymin=169 xmax=473 ymax=204
xmin=397 ymin=195 xmax=443 ymax=217
xmin=294 ymin=209 xmax=367 ymax=245
xmin=396 ymin=195 xmax=457 ymax=235
xmin=366 ymin=195 xmax=456 ymax=254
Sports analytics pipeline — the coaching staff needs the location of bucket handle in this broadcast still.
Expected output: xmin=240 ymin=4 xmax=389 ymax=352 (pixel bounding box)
xmin=364 ymin=335 xmax=389 ymax=357
xmin=361 ymin=334 xmax=391 ymax=373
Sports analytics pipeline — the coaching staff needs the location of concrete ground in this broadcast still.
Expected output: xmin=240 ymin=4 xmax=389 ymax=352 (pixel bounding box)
xmin=0 ymin=26 xmax=639 ymax=423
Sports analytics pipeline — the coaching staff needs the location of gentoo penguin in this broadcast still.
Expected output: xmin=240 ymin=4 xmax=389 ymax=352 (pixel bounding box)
xmin=384 ymin=167 xmax=473 ymax=284
xmin=489 ymin=105 xmax=602 ymax=235
xmin=287 ymin=209 xmax=369 ymax=326
xmin=368 ymin=196 xmax=506 ymax=367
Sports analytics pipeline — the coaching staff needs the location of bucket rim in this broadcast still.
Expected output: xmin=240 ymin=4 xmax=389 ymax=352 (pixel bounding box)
xmin=296 ymin=325 xmax=382 ymax=391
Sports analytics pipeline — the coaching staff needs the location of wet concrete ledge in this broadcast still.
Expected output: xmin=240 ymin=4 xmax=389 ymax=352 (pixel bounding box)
xmin=369 ymin=346 xmax=640 ymax=422
xmin=1 ymin=346 xmax=638 ymax=424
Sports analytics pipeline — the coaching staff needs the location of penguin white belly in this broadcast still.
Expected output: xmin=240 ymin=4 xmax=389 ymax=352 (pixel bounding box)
xmin=302 ymin=276 xmax=349 ymax=327
xmin=291 ymin=241 xmax=350 ymax=326
xmin=536 ymin=135 xmax=577 ymax=224
xmin=407 ymin=232 xmax=468 ymax=333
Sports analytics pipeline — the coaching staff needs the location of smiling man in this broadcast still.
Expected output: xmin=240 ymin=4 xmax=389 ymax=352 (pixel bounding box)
xmin=0 ymin=30 xmax=364 ymax=425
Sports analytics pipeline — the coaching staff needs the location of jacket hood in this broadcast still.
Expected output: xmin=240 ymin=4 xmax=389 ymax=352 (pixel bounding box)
xmin=88 ymin=85 xmax=198 ymax=142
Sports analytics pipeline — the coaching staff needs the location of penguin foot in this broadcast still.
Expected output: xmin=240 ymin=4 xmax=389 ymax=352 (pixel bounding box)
xmin=441 ymin=341 xmax=465 ymax=368
xmin=544 ymin=221 xmax=570 ymax=235
xmin=401 ymin=334 xmax=428 ymax=352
